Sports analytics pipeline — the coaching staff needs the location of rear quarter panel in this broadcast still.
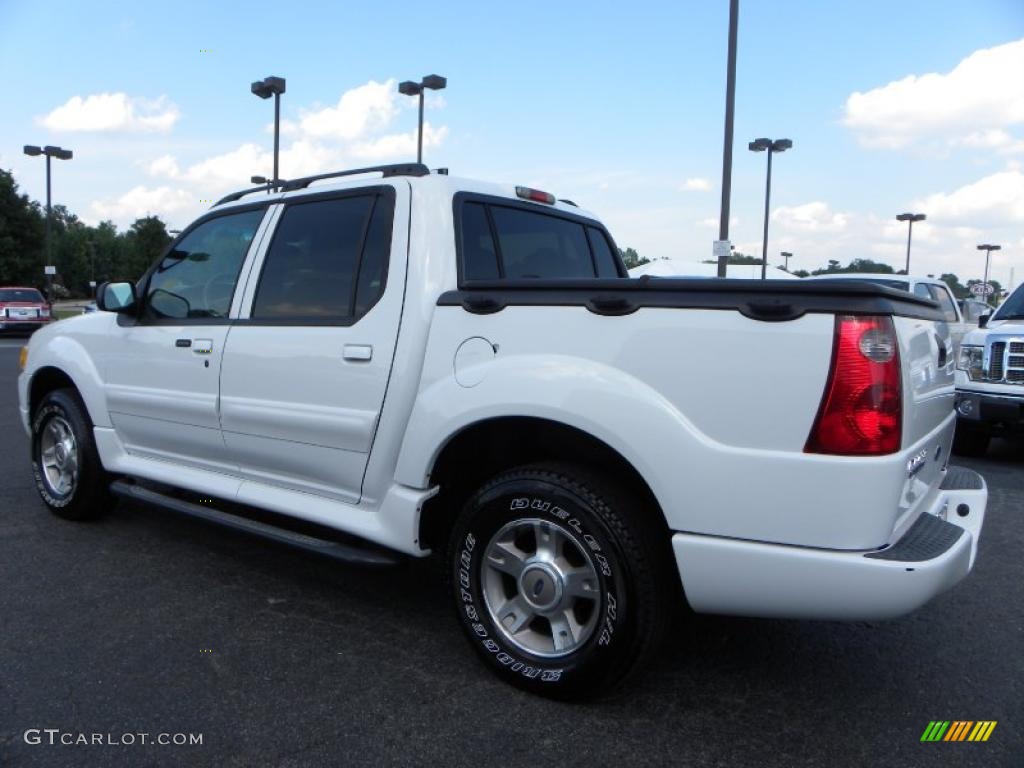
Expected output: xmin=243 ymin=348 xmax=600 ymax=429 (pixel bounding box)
xmin=396 ymin=304 xmax=946 ymax=550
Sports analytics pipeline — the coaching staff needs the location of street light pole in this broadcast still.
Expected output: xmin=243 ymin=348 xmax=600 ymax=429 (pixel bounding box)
xmin=398 ymin=75 xmax=447 ymax=163
xmin=251 ymin=76 xmax=286 ymax=187
xmin=24 ymin=145 xmax=73 ymax=298
xmin=748 ymin=138 xmax=792 ymax=279
xmin=895 ymin=212 xmax=926 ymax=274
xmin=717 ymin=0 xmax=740 ymax=278
xmin=977 ymin=243 xmax=1001 ymax=302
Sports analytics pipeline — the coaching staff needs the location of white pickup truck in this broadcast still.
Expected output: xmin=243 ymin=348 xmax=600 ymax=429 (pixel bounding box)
xmin=954 ymin=281 xmax=1024 ymax=455
xmin=18 ymin=164 xmax=987 ymax=698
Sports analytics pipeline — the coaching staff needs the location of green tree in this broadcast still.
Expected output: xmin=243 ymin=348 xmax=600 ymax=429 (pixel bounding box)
xmin=940 ymin=273 xmax=968 ymax=300
xmin=811 ymin=257 xmax=896 ymax=276
xmin=122 ymin=216 xmax=171 ymax=281
xmin=0 ymin=169 xmax=45 ymax=286
xmin=618 ymin=247 xmax=650 ymax=269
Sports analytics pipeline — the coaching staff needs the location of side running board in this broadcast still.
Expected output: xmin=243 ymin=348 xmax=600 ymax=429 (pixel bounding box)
xmin=110 ymin=480 xmax=402 ymax=567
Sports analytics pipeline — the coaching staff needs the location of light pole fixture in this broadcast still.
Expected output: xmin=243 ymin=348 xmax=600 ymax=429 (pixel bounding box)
xmin=977 ymin=243 xmax=1001 ymax=302
xmin=781 ymin=251 xmax=793 ymax=272
xmin=251 ymin=76 xmax=286 ymax=187
xmin=716 ymin=0 xmax=740 ymax=278
xmin=749 ymin=137 xmax=792 ymax=279
xmin=24 ymin=144 xmax=73 ymax=298
xmin=398 ymin=74 xmax=447 ymax=163
xmin=895 ymin=213 xmax=925 ymax=274
xmin=251 ymin=174 xmax=279 ymax=194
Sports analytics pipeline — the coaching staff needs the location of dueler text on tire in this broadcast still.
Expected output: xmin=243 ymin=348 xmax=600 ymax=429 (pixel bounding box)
xmin=448 ymin=462 xmax=673 ymax=699
xmin=31 ymin=388 xmax=113 ymax=521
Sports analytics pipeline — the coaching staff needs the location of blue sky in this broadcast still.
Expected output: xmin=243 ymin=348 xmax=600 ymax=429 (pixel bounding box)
xmin=2 ymin=0 xmax=1022 ymax=284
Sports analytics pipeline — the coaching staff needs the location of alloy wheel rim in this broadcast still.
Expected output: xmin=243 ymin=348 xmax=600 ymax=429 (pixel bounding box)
xmin=39 ymin=415 xmax=79 ymax=498
xmin=481 ymin=517 xmax=602 ymax=658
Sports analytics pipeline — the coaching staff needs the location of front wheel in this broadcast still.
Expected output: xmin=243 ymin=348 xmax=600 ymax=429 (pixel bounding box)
xmin=448 ymin=463 xmax=673 ymax=699
xmin=31 ymin=388 xmax=113 ymax=520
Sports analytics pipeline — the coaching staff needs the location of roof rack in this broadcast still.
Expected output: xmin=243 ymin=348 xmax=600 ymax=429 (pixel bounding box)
xmin=214 ymin=163 xmax=431 ymax=206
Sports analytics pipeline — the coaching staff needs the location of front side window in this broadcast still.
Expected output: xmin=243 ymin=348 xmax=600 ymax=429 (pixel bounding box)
xmin=252 ymin=192 xmax=393 ymax=322
xmin=144 ymin=209 xmax=265 ymax=321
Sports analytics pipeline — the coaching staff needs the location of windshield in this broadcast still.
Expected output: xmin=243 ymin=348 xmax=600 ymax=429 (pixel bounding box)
xmin=993 ymin=283 xmax=1024 ymax=320
xmin=0 ymin=288 xmax=44 ymax=303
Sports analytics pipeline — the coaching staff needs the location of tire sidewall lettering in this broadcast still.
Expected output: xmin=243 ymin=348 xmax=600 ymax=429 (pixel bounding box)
xmin=455 ymin=489 xmax=629 ymax=686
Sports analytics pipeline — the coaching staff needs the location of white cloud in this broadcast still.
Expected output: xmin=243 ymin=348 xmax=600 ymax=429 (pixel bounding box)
xmin=39 ymin=93 xmax=180 ymax=133
xmin=772 ymin=201 xmax=849 ymax=233
xmin=292 ymin=79 xmax=400 ymax=140
xmin=912 ymin=170 xmax=1024 ymax=225
xmin=146 ymin=155 xmax=181 ymax=178
xmin=90 ymin=185 xmax=194 ymax=223
xmin=681 ymin=177 xmax=711 ymax=192
xmin=843 ymin=39 xmax=1024 ymax=151
xmin=350 ymin=124 xmax=448 ymax=161
xmin=700 ymin=216 xmax=738 ymax=228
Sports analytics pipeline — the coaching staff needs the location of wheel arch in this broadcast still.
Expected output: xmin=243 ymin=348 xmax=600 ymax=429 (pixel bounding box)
xmin=417 ymin=415 xmax=669 ymax=553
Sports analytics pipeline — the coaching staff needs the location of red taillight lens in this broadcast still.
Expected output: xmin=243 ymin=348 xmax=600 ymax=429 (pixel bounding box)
xmin=515 ymin=186 xmax=556 ymax=205
xmin=805 ymin=315 xmax=902 ymax=455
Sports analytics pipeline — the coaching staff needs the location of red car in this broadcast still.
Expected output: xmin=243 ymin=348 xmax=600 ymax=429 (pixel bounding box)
xmin=0 ymin=287 xmax=53 ymax=334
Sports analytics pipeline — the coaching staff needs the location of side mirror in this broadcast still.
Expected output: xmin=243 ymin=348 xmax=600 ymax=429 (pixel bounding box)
xmin=979 ymin=313 xmax=990 ymax=329
xmin=97 ymin=281 xmax=137 ymax=313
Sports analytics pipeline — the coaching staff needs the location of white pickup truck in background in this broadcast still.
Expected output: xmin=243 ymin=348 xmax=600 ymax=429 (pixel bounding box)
xmin=17 ymin=164 xmax=988 ymax=698
xmin=954 ymin=281 xmax=1024 ymax=456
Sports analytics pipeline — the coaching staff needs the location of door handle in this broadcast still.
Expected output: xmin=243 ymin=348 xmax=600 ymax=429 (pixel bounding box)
xmin=343 ymin=344 xmax=373 ymax=361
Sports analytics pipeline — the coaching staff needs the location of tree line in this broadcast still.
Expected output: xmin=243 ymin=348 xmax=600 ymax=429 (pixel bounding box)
xmin=0 ymin=169 xmax=171 ymax=299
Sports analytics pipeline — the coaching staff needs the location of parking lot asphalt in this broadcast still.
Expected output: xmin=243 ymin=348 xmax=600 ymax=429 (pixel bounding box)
xmin=0 ymin=344 xmax=1021 ymax=768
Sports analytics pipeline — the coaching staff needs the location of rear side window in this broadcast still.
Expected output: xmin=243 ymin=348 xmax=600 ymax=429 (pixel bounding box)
xmin=490 ymin=207 xmax=592 ymax=279
xmin=252 ymin=192 xmax=393 ymax=323
xmin=458 ymin=199 xmax=621 ymax=282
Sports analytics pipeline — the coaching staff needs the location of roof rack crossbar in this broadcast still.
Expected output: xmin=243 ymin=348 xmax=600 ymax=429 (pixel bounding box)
xmin=214 ymin=163 xmax=431 ymax=207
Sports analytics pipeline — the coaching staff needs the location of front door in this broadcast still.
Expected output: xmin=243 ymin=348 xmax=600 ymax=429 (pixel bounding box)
xmin=103 ymin=207 xmax=270 ymax=473
xmin=219 ymin=184 xmax=406 ymax=503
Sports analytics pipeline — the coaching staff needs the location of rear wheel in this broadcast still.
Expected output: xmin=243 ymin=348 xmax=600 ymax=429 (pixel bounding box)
xmin=952 ymin=427 xmax=990 ymax=457
xmin=31 ymin=388 xmax=113 ymax=520
xmin=448 ymin=462 xmax=673 ymax=699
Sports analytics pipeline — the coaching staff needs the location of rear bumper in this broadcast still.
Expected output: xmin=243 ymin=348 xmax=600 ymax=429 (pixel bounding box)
xmin=673 ymin=465 xmax=986 ymax=621
xmin=0 ymin=319 xmax=50 ymax=332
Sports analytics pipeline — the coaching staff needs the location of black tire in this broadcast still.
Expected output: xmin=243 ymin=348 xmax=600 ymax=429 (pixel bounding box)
xmin=31 ymin=388 xmax=113 ymax=521
xmin=447 ymin=462 xmax=673 ymax=699
xmin=952 ymin=427 xmax=990 ymax=457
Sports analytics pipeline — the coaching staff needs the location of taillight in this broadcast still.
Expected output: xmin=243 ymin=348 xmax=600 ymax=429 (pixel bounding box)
xmin=515 ymin=186 xmax=556 ymax=205
xmin=805 ymin=315 xmax=902 ymax=455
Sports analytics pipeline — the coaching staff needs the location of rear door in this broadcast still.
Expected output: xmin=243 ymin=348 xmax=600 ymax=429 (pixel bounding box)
xmin=219 ymin=183 xmax=407 ymax=503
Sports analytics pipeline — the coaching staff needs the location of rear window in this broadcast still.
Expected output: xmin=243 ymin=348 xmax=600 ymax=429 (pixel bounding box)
xmin=0 ymin=288 xmax=44 ymax=302
xmin=458 ymin=198 xmax=622 ymax=282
